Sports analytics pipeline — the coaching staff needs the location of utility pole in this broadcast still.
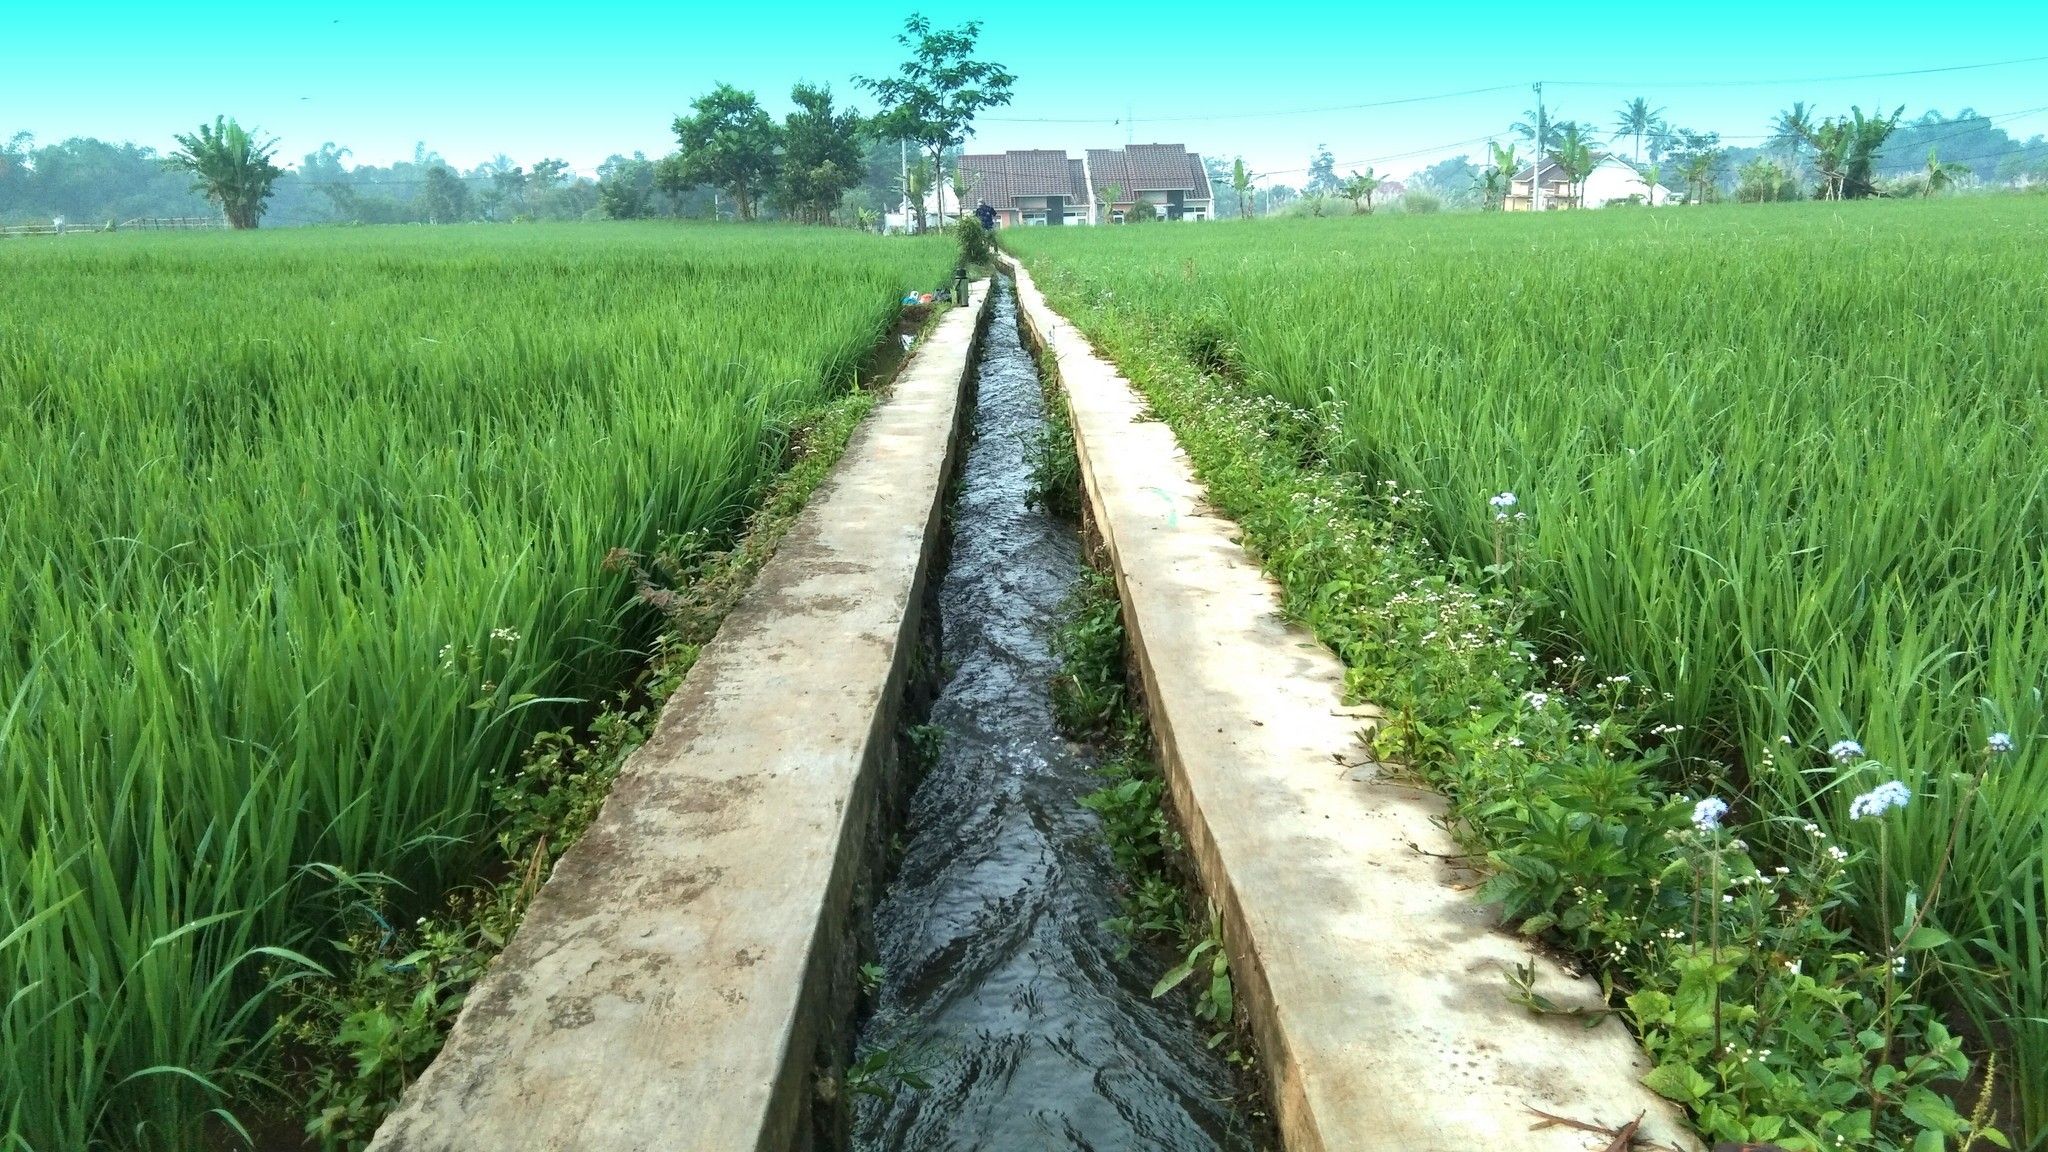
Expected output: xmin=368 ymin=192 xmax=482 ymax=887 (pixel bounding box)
xmin=1531 ymin=81 xmax=1547 ymax=213
xmin=900 ymin=138 xmax=909 ymax=233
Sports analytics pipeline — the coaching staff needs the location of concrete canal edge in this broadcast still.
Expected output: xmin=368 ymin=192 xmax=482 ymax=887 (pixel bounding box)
xmin=368 ymin=283 xmax=992 ymax=1152
xmin=1002 ymin=256 xmax=1699 ymax=1152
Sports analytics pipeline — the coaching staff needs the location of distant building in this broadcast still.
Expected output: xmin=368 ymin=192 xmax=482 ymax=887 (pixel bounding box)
xmin=889 ymin=143 xmax=1214 ymax=230
xmin=1507 ymin=157 xmax=1674 ymax=210
xmin=1083 ymin=144 xmax=1213 ymax=222
xmin=955 ymin=149 xmax=1092 ymax=228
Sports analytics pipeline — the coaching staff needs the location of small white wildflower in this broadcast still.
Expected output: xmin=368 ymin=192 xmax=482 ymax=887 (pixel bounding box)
xmin=1848 ymin=780 xmax=1912 ymax=820
xmin=1525 ymin=691 xmax=1550 ymax=711
xmin=1691 ymin=797 xmax=1729 ymax=832
xmin=1826 ymin=845 xmax=1850 ymax=863
xmin=1891 ymin=954 xmax=1909 ymax=976
xmin=491 ymin=627 xmax=522 ymax=644
xmin=1784 ymin=959 xmax=1801 ymax=975
xmin=1987 ymin=732 xmax=2014 ymax=754
xmin=1829 ymin=739 xmax=1865 ymax=764
xmin=1778 ymin=734 xmax=1793 ymax=746
xmin=1489 ymin=491 xmax=1518 ymax=510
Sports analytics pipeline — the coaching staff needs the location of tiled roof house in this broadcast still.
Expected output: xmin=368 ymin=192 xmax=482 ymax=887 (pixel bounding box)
xmin=1083 ymin=144 xmax=1213 ymax=222
xmin=950 ymin=143 xmax=1214 ymax=226
xmin=956 ymin=150 xmax=1092 ymax=227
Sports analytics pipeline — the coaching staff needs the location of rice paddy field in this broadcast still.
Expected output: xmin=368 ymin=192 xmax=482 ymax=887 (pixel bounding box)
xmin=0 ymin=224 xmax=948 ymax=1149
xmin=1007 ymin=198 xmax=2048 ymax=1139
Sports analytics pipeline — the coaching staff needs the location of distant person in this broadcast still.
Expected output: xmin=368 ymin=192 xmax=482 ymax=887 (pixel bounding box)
xmin=974 ymin=199 xmax=996 ymax=231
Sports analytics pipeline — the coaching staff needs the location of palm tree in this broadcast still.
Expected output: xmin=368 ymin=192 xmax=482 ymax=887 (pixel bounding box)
xmin=1771 ymin=102 xmax=1813 ymax=169
xmin=164 ymin=116 xmax=284 ymax=229
xmin=903 ymin=159 xmax=932 ymax=232
xmin=1612 ymin=97 xmax=1664 ymax=166
xmin=1231 ymin=157 xmax=1254 ymax=220
xmin=1922 ymin=148 xmax=1969 ymax=197
xmin=1552 ymin=123 xmax=1597 ymax=207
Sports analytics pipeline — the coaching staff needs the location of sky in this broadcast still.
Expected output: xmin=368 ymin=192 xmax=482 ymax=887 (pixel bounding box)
xmin=8 ymin=4 xmax=2048 ymax=184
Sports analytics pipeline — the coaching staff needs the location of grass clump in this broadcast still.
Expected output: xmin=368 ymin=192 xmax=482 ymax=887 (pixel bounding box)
xmin=1010 ymin=253 xmax=2015 ymax=1151
xmin=0 ymin=223 xmax=949 ymax=1149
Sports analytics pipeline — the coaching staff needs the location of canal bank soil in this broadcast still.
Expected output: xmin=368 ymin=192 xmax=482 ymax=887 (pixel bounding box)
xmin=1004 ymin=255 xmax=1698 ymax=1152
xmin=853 ymin=278 xmax=1254 ymax=1152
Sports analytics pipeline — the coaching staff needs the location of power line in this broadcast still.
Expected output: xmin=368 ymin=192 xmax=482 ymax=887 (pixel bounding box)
xmin=983 ymin=55 xmax=2048 ymax=130
xmin=1547 ymin=53 xmax=2048 ymax=91
xmin=983 ymin=83 xmax=1524 ymax=126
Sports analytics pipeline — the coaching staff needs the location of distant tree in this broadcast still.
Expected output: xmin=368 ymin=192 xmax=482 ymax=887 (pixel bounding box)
xmin=1551 ymin=123 xmax=1597 ymax=206
xmin=1771 ymin=103 xmax=1813 ymax=170
xmin=777 ymin=82 xmax=866 ymax=223
xmin=1921 ymin=147 xmax=1969 ymax=196
xmin=667 ymin=84 xmax=781 ymax=220
xmin=1232 ymin=157 xmax=1254 ymax=219
xmin=482 ymin=156 xmax=527 ymax=219
xmin=597 ymin=153 xmax=660 ymax=218
xmin=418 ymin=164 xmax=472 ymax=222
xmin=1665 ymin=127 xmax=1723 ymax=203
xmin=1482 ymin=141 xmax=1517 ymax=210
xmin=1678 ymin=148 xmax=1723 ymax=205
xmin=1737 ymin=157 xmax=1785 ymax=202
xmin=1304 ymin=144 xmax=1340 ymax=196
xmin=1128 ymin=199 xmax=1158 ymax=222
xmin=1097 ymin=181 xmax=1122 ymax=223
xmin=1415 ymin=154 xmax=1482 ymax=209
xmin=1793 ymin=105 xmax=1902 ymax=199
xmin=163 ymin=116 xmax=283 ymax=228
xmin=858 ymin=14 xmax=1015 ymax=228
xmin=1843 ymin=105 xmax=1905 ymax=198
xmin=902 ymin=156 xmax=933 ymax=231
xmin=1342 ymin=167 xmax=1382 ymax=213
xmin=1512 ymin=91 xmax=1562 ymax=155
xmin=1613 ymin=97 xmax=1665 ymax=165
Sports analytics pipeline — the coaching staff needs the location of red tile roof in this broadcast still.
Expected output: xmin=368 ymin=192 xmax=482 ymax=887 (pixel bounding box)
xmin=1085 ymin=144 xmax=1209 ymax=199
xmin=957 ymin=150 xmax=1090 ymax=210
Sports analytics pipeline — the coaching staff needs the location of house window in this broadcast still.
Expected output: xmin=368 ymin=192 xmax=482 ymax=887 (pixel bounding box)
xmin=1063 ymin=212 xmax=1083 ymax=225
xmin=1023 ymin=213 xmax=1048 ymax=226
xmin=1111 ymin=210 xmax=1125 ymax=224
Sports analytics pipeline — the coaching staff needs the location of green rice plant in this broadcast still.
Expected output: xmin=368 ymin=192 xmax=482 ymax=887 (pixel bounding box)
xmin=1009 ymin=199 xmax=2048 ymax=1143
xmin=0 ymin=223 xmax=948 ymax=1149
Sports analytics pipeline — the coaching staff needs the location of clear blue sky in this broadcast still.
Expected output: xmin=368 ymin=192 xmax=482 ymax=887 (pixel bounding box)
xmin=8 ymin=4 xmax=2047 ymax=183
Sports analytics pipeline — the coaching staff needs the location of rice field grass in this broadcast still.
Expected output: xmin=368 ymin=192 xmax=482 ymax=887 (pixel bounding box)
xmin=1007 ymin=198 xmax=2048 ymax=1139
xmin=0 ymin=223 xmax=949 ymax=1149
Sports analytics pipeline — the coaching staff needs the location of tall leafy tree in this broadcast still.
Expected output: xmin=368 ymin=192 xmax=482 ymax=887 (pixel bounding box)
xmin=1304 ymin=144 xmax=1340 ymax=196
xmin=1613 ymin=97 xmax=1664 ymax=165
xmin=777 ymin=82 xmax=866 ymax=223
xmin=858 ymin=14 xmax=1014 ymax=228
xmin=1232 ymin=157 xmax=1254 ymax=219
xmin=163 ymin=116 xmax=283 ymax=228
xmin=418 ymin=164 xmax=472 ymax=222
xmin=1791 ymin=105 xmax=1902 ymax=199
xmin=667 ymin=84 xmax=781 ymax=220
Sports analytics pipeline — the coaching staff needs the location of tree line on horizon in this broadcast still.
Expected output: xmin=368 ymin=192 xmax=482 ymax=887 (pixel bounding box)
xmin=0 ymin=13 xmax=1011 ymax=232
xmin=8 ymin=87 xmax=2046 ymax=230
xmin=1207 ymin=101 xmax=2048 ymax=220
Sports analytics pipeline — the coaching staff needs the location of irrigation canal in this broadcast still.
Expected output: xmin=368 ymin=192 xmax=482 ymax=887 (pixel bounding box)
xmin=851 ymin=278 xmax=1251 ymax=1151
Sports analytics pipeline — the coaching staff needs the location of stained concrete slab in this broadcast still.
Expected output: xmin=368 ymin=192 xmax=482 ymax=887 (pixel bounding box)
xmin=1005 ymin=258 xmax=1699 ymax=1152
xmin=368 ymin=285 xmax=989 ymax=1152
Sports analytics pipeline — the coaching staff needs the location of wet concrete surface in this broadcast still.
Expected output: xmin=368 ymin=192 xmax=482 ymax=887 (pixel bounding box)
xmin=853 ymin=279 xmax=1249 ymax=1152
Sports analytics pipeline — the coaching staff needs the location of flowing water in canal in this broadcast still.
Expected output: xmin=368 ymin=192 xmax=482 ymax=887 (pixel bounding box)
xmin=852 ymin=279 xmax=1249 ymax=1152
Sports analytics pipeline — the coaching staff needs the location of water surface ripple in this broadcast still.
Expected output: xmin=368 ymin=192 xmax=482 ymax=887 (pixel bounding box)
xmin=853 ymin=278 xmax=1247 ymax=1152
